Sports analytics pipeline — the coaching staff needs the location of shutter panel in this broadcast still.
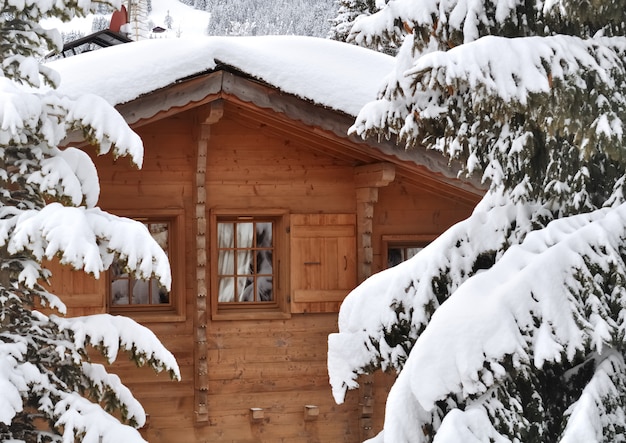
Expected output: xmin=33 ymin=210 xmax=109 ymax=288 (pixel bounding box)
xmin=290 ymin=214 xmax=356 ymax=313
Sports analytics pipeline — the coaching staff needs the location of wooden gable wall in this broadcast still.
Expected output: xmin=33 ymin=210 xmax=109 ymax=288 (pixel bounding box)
xmin=45 ymin=94 xmax=480 ymax=442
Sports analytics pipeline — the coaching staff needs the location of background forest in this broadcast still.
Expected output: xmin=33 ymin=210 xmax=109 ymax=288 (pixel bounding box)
xmin=203 ymin=0 xmax=335 ymax=37
xmin=59 ymin=0 xmax=339 ymax=45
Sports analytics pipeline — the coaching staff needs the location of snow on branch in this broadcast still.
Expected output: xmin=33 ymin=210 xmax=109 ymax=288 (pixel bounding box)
xmin=349 ymin=0 xmax=524 ymax=51
xmin=559 ymin=352 xmax=626 ymax=442
xmin=352 ymin=34 xmax=626 ymax=211
xmin=0 ymin=342 xmax=29 ymax=425
xmin=53 ymin=314 xmax=180 ymax=379
xmin=357 ymin=200 xmax=626 ymax=440
xmin=81 ymin=362 xmax=147 ymax=425
xmin=0 ymin=79 xmax=143 ymax=176
xmin=328 ymin=189 xmax=553 ymax=404
xmin=26 ymin=147 xmax=100 ymax=208
xmin=433 ymin=407 xmax=510 ymax=443
xmin=405 ymin=203 xmax=626 ymax=408
xmin=62 ymin=94 xmax=144 ymax=166
xmin=406 ymin=35 xmax=622 ymax=107
xmin=0 ymin=204 xmax=171 ymax=289
xmin=0 ymin=340 xmax=150 ymax=442
xmin=354 ymin=34 xmax=626 ymax=143
xmin=53 ymin=391 xmax=147 ymax=443
xmin=331 ymin=190 xmax=626 ymax=441
xmin=0 ymin=78 xmax=46 ymax=145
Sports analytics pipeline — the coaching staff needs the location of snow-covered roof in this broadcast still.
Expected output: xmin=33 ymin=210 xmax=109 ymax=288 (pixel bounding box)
xmin=49 ymin=35 xmax=395 ymax=117
xmin=48 ymin=35 xmax=483 ymax=197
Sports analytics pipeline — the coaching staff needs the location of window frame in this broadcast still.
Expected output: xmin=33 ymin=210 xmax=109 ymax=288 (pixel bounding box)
xmin=210 ymin=208 xmax=290 ymax=321
xmin=107 ymin=209 xmax=186 ymax=322
xmin=382 ymin=234 xmax=435 ymax=269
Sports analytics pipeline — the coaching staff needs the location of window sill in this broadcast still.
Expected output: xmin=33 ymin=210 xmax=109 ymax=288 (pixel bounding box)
xmin=211 ymin=308 xmax=291 ymax=321
xmin=109 ymin=308 xmax=186 ymax=323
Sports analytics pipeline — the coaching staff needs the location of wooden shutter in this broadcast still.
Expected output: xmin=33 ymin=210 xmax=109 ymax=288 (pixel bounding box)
xmin=290 ymin=214 xmax=356 ymax=313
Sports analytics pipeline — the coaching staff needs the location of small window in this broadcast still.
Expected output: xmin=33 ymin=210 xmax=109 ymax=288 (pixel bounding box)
xmin=216 ymin=219 xmax=274 ymax=303
xmin=383 ymin=234 xmax=434 ymax=268
xmin=387 ymin=245 xmax=423 ymax=268
xmin=108 ymin=210 xmax=185 ymax=322
xmin=110 ymin=221 xmax=171 ymax=307
xmin=211 ymin=209 xmax=289 ymax=320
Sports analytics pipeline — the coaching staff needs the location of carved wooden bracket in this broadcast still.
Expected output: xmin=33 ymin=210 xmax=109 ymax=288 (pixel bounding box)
xmin=198 ymin=100 xmax=224 ymax=141
xmin=353 ymin=163 xmax=396 ymax=283
xmin=354 ymin=162 xmax=396 ymax=189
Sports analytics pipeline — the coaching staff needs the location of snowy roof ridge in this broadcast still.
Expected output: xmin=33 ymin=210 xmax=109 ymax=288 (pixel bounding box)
xmin=48 ymin=35 xmax=396 ymax=117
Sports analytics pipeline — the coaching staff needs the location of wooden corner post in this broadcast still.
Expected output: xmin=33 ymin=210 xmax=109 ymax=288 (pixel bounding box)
xmin=354 ymin=162 xmax=395 ymax=283
xmin=353 ymin=162 xmax=395 ymax=441
xmin=194 ymin=100 xmax=224 ymax=424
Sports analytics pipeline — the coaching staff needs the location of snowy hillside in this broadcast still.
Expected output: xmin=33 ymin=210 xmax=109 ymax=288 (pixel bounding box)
xmin=40 ymin=0 xmax=335 ymax=42
xmin=41 ymin=0 xmax=211 ymax=39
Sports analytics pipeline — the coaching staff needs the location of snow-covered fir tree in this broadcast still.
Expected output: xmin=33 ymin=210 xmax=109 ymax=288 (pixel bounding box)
xmin=164 ymin=10 xmax=173 ymax=30
xmin=328 ymin=0 xmax=378 ymax=43
xmin=0 ymin=0 xmax=179 ymax=441
xmin=61 ymin=29 xmax=85 ymax=46
xmin=193 ymin=0 xmax=207 ymax=12
xmin=205 ymin=0 xmax=335 ymax=37
xmin=92 ymin=14 xmax=109 ymax=32
xmin=328 ymin=1 xmax=626 ymax=442
xmin=329 ymin=0 xmax=398 ymax=54
xmin=127 ymin=0 xmax=151 ymax=40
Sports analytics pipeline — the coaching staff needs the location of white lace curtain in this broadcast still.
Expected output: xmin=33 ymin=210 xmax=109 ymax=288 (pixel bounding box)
xmin=217 ymin=222 xmax=253 ymax=302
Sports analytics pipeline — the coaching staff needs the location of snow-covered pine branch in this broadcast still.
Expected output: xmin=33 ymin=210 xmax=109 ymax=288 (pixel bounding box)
xmin=347 ymin=0 xmax=626 ymax=56
xmin=331 ymin=187 xmax=626 ymax=441
xmin=0 ymin=0 xmax=122 ymax=88
xmin=0 ymin=204 xmax=171 ymax=289
xmin=0 ymin=0 xmax=178 ymax=440
xmin=359 ymin=201 xmax=626 ymax=441
xmin=53 ymin=314 xmax=180 ymax=379
xmin=328 ymin=188 xmax=553 ymax=403
xmin=330 ymin=1 xmax=626 ymax=441
xmin=352 ymin=34 xmax=626 ymax=213
xmin=0 ymin=310 xmax=176 ymax=442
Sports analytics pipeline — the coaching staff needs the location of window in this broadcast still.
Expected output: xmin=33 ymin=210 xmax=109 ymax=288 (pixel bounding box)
xmin=110 ymin=221 xmax=171 ymax=306
xmin=216 ymin=219 xmax=274 ymax=303
xmin=108 ymin=210 xmax=185 ymax=321
xmin=387 ymin=244 xmax=423 ymax=268
xmin=211 ymin=209 xmax=289 ymax=320
xmin=382 ymin=234 xmax=434 ymax=268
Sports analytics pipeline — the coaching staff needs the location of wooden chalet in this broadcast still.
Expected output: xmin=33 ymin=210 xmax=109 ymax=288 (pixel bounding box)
xmin=47 ymin=37 xmax=483 ymax=442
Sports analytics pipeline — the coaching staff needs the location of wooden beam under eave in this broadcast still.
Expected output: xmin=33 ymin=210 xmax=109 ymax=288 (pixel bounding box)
xmin=200 ymin=100 xmax=225 ymax=126
xmin=117 ymin=71 xmax=225 ymax=127
xmin=196 ymin=100 xmax=225 ymax=140
xmin=354 ymin=163 xmax=396 ymax=188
